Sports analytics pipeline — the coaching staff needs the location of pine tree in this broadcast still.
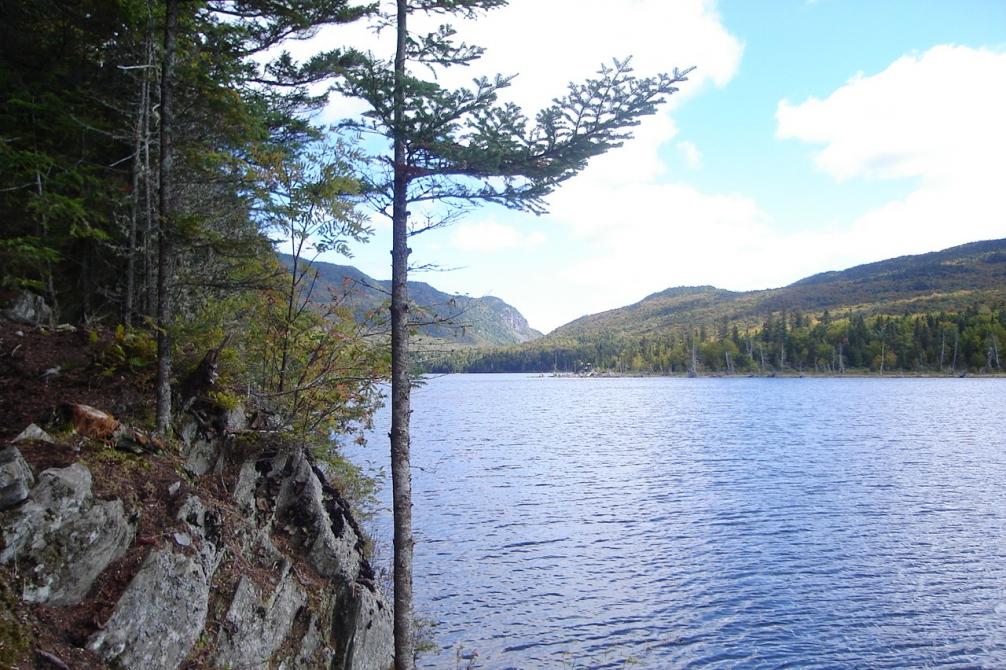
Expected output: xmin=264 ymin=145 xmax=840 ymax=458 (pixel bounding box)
xmin=334 ymin=3 xmax=692 ymax=665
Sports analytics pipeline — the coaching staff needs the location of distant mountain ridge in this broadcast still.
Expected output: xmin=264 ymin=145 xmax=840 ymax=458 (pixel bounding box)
xmin=279 ymin=254 xmax=542 ymax=347
xmin=429 ymin=237 xmax=1006 ymax=374
xmin=552 ymin=238 xmax=1006 ymax=340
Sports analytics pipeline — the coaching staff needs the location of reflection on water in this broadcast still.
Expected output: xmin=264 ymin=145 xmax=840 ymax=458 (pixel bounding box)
xmin=347 ymin=375 xmax=1006 ymax=669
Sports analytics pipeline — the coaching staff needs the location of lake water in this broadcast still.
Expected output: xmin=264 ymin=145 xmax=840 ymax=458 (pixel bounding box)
xmin=346 ymin=375 xmax=1006 ymax=669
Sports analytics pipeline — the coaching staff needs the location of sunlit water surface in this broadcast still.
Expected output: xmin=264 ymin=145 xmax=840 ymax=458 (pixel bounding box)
xmin=346 ymin=375 xmax=1006 ymax=669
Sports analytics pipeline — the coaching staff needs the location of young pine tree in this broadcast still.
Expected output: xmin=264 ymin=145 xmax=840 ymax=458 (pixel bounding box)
xmin=335 ymin=2 xmax=693 ymax=666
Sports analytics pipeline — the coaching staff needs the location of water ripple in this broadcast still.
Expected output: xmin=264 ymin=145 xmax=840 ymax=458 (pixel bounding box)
xmin=349 ymin=376 xmax=1006 ymax=669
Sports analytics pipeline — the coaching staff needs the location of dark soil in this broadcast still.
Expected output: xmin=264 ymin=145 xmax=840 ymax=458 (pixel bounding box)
xmin=0 ymin=319 xmax=231 ymax=669
xmin=0 ymin=321 xmax=151 ymax=441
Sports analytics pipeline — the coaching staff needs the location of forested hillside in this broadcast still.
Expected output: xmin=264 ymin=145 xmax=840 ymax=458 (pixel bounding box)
xmin=278 ymin=254 xmax=541 ymax=347
xmin=429 ymin=239 xmax=1006 ymax=375
xmin=0 ymin=0 xmax=389 ymax=431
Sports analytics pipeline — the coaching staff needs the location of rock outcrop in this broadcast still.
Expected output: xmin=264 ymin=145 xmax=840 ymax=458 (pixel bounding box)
xmin=1 ymin=292 xmax=53 ymax=326
xmin=0 ymin=404 xmax=393 ymax=670
xmin=1 ymin=461 xmax=134 ymax=607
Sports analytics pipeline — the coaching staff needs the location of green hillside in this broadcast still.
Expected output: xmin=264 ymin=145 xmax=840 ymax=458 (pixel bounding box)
xmin=431 ymin=238 xmax=1006 ymax=375
xmin=280 ymin=254 xmax=542 ymax=348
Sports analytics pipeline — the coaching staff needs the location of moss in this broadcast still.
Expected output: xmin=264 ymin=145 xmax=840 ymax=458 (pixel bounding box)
xmin=206 ymin=389 xmax=240 ymax=411
xmin=83 ymin=445 xmax=152 ymax=472
xmin=0 ymin=576 xmax=31 ymax=666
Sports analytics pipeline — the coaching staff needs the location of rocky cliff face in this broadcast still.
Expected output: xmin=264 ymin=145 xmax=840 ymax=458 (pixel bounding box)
xmin=0 ymin=401 xmax=393 ymax=670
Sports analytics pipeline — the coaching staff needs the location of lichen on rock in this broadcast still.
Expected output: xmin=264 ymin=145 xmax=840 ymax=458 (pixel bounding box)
xmin=2 ymin=400 xmax=393 ymax=670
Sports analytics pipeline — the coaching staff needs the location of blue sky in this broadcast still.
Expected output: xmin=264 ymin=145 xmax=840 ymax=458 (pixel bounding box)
xmin=308 ymin=0 xmax=1006 ymax=333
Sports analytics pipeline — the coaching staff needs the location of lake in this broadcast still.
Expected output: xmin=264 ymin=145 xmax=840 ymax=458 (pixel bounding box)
xmin=346 ymin=375 xmax=1006 ymax=669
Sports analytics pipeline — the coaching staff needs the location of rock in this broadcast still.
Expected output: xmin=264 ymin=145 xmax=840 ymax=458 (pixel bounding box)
xmin=213 ymin=569 xmax=307 ymax=669
xmin=175 ymin=495 xmax=222 ymax=576
xmin=335 ymin=583 xmax=394 ymax=670
xmin=112 ymin=424 xmax=161 ymax=454
xmin=0 ymin=446 xmax=34 ymax=510
xmin=0 ymin=412 xmax=395 ymax=669
xmin=182 ymin=435 xmax=219 ymax=476
xmin=54 ymin=323 xmax=76 ymax=333
xmin=177 ymin=414 xmax=230 ymax=476
xmin=270 ymin=449 xmax=361 ymax=583
xmin=2 ymin=464 xmax=92 ymax=562
xmin=288 ymin=615 xmax=328 ymax=669
xmin=87 ymin=549 xmax=212 ymax=670
xmin=1 ymin=463 xmax=134 ymax=606
xmin=11 ymin=423 xmax=54 ymax=445
xmin=224 ymin=403 xmax=246 ymax=432
xmin=2 ymin=292 xmax=53 ymax=325
xmin=61 ymin=403 xmax=120 ymax=439
xmin=232 ymin=460 xmax=258 ymax=513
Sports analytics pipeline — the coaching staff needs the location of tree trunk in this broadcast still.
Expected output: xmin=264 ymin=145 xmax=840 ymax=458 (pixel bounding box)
xmin=952 ymin=329 xmax=959 ymax=372
xmin=155 ymin=0 xmax=178 ymax=435
xmin=124 ymin=43 xmax=151 ymax=325
xmin=390 ymin=0 xmax=415 ymax=667
xmin=939 ymin=330 xmax=946 ymax=371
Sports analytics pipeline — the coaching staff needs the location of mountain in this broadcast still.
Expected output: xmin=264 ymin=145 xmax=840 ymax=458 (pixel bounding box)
xmin=279 ymin=254 xmax=542 ymax=347
xmin=552 ymin=238 xmax=1006 ymax=340
xmin=433 ymin=238 xmax=1006 ymax=375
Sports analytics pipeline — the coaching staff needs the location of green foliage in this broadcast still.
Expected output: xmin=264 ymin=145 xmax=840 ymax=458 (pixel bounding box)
xmin=176 ymin=254 xmax=388 ymax=443
xmin=338 ymin=45 xmax=692 ymax=217
xmin=429 ymin=239 xmax=1006 ymax=375
xmin=92 ymin=324 xmax=159 ymax=377
xmin=433 ymin=306 xmax=1006 ymax=376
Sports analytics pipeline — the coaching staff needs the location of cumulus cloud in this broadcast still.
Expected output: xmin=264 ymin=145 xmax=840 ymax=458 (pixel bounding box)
xmin=451 ymin=221 xmax=546 ymax=253
xmin=776 ymin=45 xmax=1006 ymax=185
xmin=677 ymin=141 xmax=703 ymax=169
xmin=775 ymin=44 xmax=1006 ymax=260
xmin=511 ymin=46 xmax=1006 ymax=330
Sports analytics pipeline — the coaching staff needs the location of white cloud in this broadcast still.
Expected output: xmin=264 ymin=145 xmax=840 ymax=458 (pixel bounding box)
xmin=516 ymin=45 xmax=1006 ymax=330
xmin=309 ymin=0 xmax=744 ymax=166
xmin=451 ymin=221 xmax=545 ymax=253
xmin=776 ymin=45 xmax=1006 ymax=185
xmin=677 ymin=141 xmax=703 ymax=169
xmin=772 ymin=44 xmax=1006 ymax=269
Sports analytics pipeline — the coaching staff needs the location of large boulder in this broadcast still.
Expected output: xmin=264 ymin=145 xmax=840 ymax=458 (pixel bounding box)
xmin=87 ymin=549 xmax=213 ymax=670
xmin=87 ymin=494 xmax=223 ymax=670
xmin=270 ymin=449 xmax=363 ymax=583
xmin=0 ymin=463 xmax=134 ymax=606
xmin=213 ymin=569 xmax=307 ymax=668
xmin=1 ymin=291 xmax=53 ymax=325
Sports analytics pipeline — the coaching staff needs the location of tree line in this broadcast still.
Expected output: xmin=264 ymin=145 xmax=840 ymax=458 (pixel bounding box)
xmin=426 ymin=306 xmax=1006 ymax=375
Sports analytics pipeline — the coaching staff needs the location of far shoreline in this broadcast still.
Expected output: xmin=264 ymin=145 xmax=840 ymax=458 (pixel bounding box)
xmin=428 ymin=370 xmax=1006 ymax=380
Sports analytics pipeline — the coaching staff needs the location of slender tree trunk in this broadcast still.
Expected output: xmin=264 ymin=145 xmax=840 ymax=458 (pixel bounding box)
xmin=952 ymin=329 xmax=959 ymax=372
xmin=143 ymin=86 xmax=156 ymax=316
xmin=155 ymin=0 xmax=178 ymax=435
xmin=278 ymin=231 xmax=305 ymax=394
xmin=939 ymin=330 xmax=946 ymax=371
xmin=391 ymin=1 xmax=415 ymax=666
xmin=125 ymin=50 xmax=151 ymax=325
